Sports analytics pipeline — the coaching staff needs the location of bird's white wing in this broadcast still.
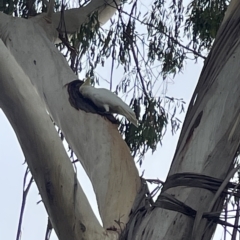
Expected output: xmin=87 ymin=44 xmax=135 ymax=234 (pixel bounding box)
xmin=95 ymin=89 xmax=138 ymax=126
xmin=81 ymin=87 xmax=111 ymax=108
xmin=80 ymin=85 xmax=138 ymax=126
xmin=81 ymin=87 xmax=125 ymax=108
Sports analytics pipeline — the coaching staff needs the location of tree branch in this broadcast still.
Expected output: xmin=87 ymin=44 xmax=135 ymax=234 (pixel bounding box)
xmin=0 ymin=39 xmax=118 ymax=239
xmin=0 ymin=9 xmax=140 ymax=231
xmin=119 ymin=8 xmax=207 ymax=60
xmin=52 ymin=0 xmax=122 ymax=35
xmin=16 ymin=168 xmax=33 ymax=240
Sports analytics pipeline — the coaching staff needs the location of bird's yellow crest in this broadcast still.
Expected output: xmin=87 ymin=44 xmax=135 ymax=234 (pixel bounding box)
xmin=82 ymin=77 xmax=91 ymax=86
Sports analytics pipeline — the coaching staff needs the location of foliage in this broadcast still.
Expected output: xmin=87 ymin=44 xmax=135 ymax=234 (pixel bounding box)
xmin=185 ymin=0 xmax=230 ymax=51
xmin=0 ymin=0 xmax=229 ymax=160
xmin=0 ymin=0 xmax=61 ymax=17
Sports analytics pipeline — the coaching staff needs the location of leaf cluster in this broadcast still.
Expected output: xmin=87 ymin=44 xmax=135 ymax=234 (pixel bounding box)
xmin=0 ymin=0 xmax=229 ymax=161
xmin=184 ymin=0 xmax=229 ymax=51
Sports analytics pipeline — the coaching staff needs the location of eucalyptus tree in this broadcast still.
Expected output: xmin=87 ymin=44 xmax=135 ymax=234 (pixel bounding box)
xmin=1 ymin=0 xmax=239 ymax=239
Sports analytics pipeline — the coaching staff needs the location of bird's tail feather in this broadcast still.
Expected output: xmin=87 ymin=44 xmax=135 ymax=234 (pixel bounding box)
xmin=118 ymin=106 xmax=138 ymax=127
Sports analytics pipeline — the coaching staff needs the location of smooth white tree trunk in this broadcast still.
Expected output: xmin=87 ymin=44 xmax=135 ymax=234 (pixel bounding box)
xmin=125 ymin=0 xmax=240 ymax=239
xmin=0 ymin=39 xmax=118 ymax=239
xmin=0 ymin=0 xmax=140 ymax=238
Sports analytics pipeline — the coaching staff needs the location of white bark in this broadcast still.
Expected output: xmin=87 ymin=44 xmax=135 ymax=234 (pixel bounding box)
xmin=0 ymin=39 xmax=118 ymax=240
xmin=31 ymin=0 xmax=121 ymax=43
xmin=0 ymin=0 xmax=140 ymax=235
xmin=52 ymin=0 xmax=121 ymax=34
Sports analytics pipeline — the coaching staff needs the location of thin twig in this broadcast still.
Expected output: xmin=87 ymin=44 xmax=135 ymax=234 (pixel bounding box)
xmin=145 ymin=178 xmax=165 ymax=185
xmin=118 ymin=8 xmax=206 ymax=60
xmin=44 ymin=217 xmax=53 ymax=240
xmin=16 ymin=167 xmax=34 ymax=240
xmin=110 ymin=36 xmax=116 ymax=91
xmin=231 ymin=198 xmax=239 ymax=240
xmin=224 ymin=202 xmax=227 ymax=240
xmin=124 ymin=1 xmax=150 ymax=101
xmin=130 ymin=40 xmax=150 ymax=101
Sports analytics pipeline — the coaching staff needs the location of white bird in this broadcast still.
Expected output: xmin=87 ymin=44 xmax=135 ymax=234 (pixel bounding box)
xmin=79 ymin=78 xmax=138 ymax=127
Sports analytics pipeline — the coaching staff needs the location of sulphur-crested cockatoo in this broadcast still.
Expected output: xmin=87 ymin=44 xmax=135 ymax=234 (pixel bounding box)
xmin=79 ymin=78 xmax=138 ymax=127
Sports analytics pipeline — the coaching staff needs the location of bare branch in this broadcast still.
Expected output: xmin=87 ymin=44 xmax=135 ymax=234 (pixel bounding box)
xmin=52 ymin=0 xmax=122 ymax=35
xmin=119 ymin=8 xmax=206 ymax=60
xmin=44 ymin=218 xmax=53 ymax=240
xmin=16 ymin=167 xmax=34 ymax=240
